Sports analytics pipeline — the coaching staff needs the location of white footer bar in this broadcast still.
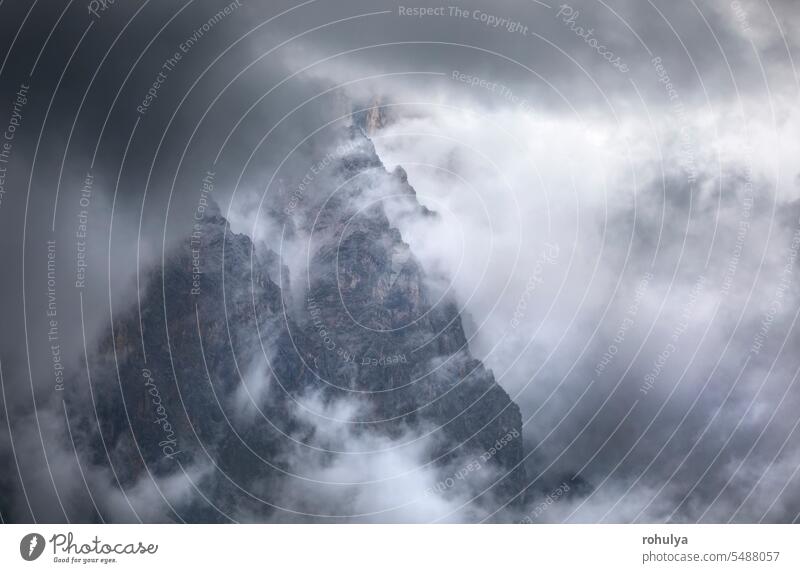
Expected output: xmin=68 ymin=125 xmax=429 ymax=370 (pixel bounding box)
xmin=1 ymin=524 xmax=797 ymax=572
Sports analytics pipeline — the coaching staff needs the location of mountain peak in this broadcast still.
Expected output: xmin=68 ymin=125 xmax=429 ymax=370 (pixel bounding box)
xmin=76 ymin=121 xmax=527 ymax=522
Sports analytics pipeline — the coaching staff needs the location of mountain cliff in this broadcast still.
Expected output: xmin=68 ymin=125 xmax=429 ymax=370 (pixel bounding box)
xmin=72 ymin=123 xmax=526 ymax=522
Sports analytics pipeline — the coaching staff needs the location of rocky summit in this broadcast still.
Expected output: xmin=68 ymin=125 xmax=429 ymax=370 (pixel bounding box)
xmin=72 ymin=122 xmax=526 ymax=522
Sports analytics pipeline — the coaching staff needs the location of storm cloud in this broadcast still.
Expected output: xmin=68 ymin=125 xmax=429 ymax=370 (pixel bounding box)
xmin=1 ymin=0 xmax=799 ymax=523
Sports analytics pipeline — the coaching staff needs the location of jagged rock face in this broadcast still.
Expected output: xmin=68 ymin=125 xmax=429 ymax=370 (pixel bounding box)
xmin=74 ymin=126 xmax=526 ymax=522
xmin=353 ymin=98 xmax=393 ymax=137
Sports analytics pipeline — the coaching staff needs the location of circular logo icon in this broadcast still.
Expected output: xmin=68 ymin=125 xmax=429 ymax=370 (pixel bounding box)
xmin=20 ymin=533 xmax=45 ymax=561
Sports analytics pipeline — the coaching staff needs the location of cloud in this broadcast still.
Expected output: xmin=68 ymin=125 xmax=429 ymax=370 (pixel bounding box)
xmin=1 ymin=0 xmax=799 ymax=523
xmin=360 ymin=53 xmax=800 ymax=522
xmin=257 ymin=391 xmax=502 ymax=523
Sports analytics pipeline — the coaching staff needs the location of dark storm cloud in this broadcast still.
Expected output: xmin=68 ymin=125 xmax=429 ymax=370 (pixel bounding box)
xmin=503 ymin=176 xmax=800 ymax=523
xmin=0 ymin=0 xmax=798 ymax=523
xmin=246 ymin=0 xmax=798 ymax=116
xmin=0 ymin=0 xmax=304 ymax=521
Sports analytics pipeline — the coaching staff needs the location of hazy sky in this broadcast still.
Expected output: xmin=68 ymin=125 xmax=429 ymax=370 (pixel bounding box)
xmin=1 ymin=0 xmax=799 ymax=523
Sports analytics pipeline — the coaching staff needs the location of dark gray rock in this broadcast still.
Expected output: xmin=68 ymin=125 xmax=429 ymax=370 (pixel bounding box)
xmin=72 ymin=125 xmax=526 ymax=522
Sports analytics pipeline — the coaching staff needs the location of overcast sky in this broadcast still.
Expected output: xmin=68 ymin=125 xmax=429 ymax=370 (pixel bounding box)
xmin=1 ymin=0 xmax=799 ymax=523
